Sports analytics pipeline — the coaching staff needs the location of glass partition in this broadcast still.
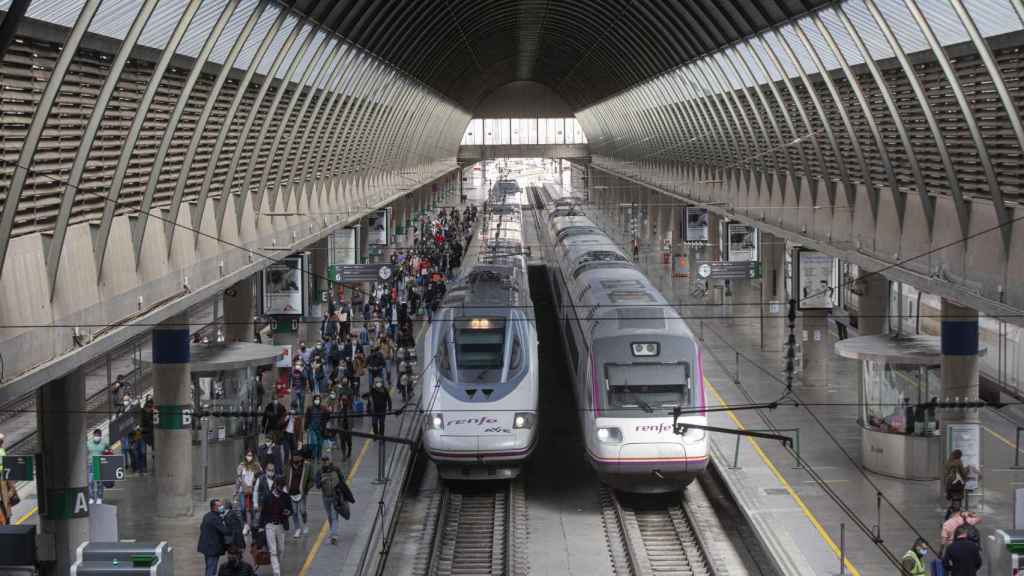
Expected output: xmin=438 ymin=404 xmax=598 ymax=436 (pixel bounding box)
xmin=861 ymin=360 xmax=941 ymax=436
xmin=192 ymin=367 xmax=260 ymax=441
xmin=462 ymin=117 xmax=586 ymax=145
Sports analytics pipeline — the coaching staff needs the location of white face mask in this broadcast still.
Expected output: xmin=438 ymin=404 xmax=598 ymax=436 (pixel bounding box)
xmin=245 ymin=455 xmax=253 ymax=462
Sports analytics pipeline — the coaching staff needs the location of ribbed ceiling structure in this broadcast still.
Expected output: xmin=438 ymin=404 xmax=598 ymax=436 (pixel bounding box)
xmin=289 ymin=0 xmax=834 ymax=109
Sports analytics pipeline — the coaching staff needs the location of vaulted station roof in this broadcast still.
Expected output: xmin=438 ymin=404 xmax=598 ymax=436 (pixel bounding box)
xmin=289 ymin=0 xmax=834 ymax=109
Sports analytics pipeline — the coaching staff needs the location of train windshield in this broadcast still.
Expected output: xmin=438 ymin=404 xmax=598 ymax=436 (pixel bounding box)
xmin=454 ymin=318 xmax=507 ymax=378
xmin=604 ymin=363 xmax=691 ymax=414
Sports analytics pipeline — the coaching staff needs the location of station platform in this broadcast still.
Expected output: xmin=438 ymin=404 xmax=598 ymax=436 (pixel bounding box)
xmin=634 ymin=250 xmax=1024 ymax=576
xmin=8 ymin=320 xmax=429 ymax=575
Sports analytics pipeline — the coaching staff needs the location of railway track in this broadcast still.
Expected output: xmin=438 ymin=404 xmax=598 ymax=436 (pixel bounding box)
xmin=602 ymin=487 xmax=715 ymax=576
xmin=416 ymin=480 xmax=528 ymax=576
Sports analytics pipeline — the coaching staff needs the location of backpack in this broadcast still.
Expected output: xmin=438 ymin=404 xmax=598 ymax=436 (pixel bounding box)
xmin=321 ymin=467 xmax=340 ymax=498
xmin=945 ymin=466 xmax=965 ymax=492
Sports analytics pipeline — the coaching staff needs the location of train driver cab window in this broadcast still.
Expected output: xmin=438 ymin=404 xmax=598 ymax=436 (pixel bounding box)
xmin=437 ymin=330 xmax=453 ymax=380
xmin=454 ymin=318 xmax=507 ymax=382
xmin=604 ymin=362 xmax=691 ymax=414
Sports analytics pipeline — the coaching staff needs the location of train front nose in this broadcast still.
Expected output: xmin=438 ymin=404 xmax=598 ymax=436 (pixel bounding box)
xmin=610 ymin=443 xmax=690 ymax=493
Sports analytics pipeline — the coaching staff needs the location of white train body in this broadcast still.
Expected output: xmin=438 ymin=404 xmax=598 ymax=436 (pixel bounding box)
xmin=533 ymin=183 xmax=709 ymax=493
xmin=421 ymin=181 xmax=539 ymax=479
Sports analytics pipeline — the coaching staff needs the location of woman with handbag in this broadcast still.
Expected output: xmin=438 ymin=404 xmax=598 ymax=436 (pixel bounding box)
xmin=234 ymin=450 xmax=262 ymax=531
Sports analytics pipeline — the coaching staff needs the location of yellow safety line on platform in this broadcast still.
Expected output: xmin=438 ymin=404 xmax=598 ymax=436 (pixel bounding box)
xmin=14 ymin=505 xmax=37 ymax=525
xmin=298 ymin=438 xmax=372 ymax=576
xmin=705 ymin=378 xmax=862 ymax=576
xmin=983 ymin=424 xmax=1022 ymax=452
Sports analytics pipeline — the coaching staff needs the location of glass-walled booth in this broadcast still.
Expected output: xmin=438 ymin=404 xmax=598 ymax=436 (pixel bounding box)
xmin=143 ymin=342 xmax=280 ymax=488
xmin=836 ymin=335 xmax=951 ymax=480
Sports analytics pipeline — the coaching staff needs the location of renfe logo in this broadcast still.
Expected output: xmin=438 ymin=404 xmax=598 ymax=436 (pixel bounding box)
xmin=635 ymin=423 xmax=674 ymax=434
xmin=449 ymin=416 xmax=499 ymax=426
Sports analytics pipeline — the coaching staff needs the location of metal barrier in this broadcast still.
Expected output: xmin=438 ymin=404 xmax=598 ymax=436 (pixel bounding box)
xmin=69 ymin=542 xmax=173 ymax=575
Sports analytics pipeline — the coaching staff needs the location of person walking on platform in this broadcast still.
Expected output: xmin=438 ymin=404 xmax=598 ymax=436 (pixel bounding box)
xmin=944 ymin=449 xmax=969 ymax=517
xmin=198 ymin=499 xmax=232 ymax=576
xmin=261 ymin=396 xmax=287 ymax=441
xmin=305 ymin=395 xmax=326 ymax=462
xmin=942 ymin=511 xmax=981 ymax=549
xmin=944 ymin=524 xmax=982 ymax=575
xmin=235 ymin=450 xmax=261 ymax=531
xmin=258 ymin=479 xmax=293 ymax=576
xmin=285 ymin=451 xmax=313 ymax=539
xmin=252 ymin=461 xmax=276 ymax=520
xmin=366 ymin=378 xmax=392 ymax=437
xmin=141 ymin=396 xmax=155 ymax=459
xmin=315 ymin=454 xmax=345 ymax=545
xmin=218 ymin=548 xmax=256 ymax=576
xmin=901 ymin=538 xmax=929 ymax=576
xmin=223 ymin=500 xmax=245 ymax=558
xmin=86 ymin=429 xmax=106 ymax=504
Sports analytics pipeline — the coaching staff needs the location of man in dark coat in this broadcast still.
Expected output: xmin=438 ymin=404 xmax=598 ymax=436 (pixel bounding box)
xmin=224 ymin=501 xmax=245 ymax=558
xmin=218 ymin=548 xmax=256 ymax=576
xmin=944 ymin=525 xmax=983 ymax=576
xmin=198 ymin=499 xmax=231 ymax=576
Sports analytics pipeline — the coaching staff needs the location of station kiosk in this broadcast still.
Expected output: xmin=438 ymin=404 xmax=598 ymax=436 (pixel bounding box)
xmin=140 ymin=342 xmax=279 ymax=488
xmin=835 ymin=334 xmax=952 ymax=480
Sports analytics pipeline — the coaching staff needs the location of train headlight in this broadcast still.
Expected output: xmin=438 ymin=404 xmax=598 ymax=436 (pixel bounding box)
xmin=597 ymin=427 xmax=623 ymax=443
xmin=682 ymin=427 xmax=705 ymax=444
xmin=513 ymin=413 xmax=535 ymax=429
xmin=428 ymin=413 xmax=444 ymax=430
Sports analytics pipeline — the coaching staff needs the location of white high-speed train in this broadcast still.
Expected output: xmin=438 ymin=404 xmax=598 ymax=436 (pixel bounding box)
xmin=421 ymin=181 xmax=539 ymax=479
xmin=532 ymin=183 xmax=709 ymax=493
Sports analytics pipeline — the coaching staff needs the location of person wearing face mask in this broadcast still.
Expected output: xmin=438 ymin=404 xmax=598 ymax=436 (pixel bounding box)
xmin=235 ymin=450 xmax=262 ymax=531
xmin=198 ymin=498 xmax=232 ymax=576
xmin=901 ymin=538 xmax=929 ymax=576
xmin=86 ymin=429 xmax=106 ymax=504
xmin=315 ymin=453 xmax=352 ymax=545
xmin=365 ymin=378 xmax=392 ymax=437
xmin=252 ymin=462 xmax=276 ymax=522
xmin=259 ymin=479 xmax=293 ymax=576
xmin=285 ymin=452 xmax=314 ymax=538
xmin=304 ymin=395 xmax=326 ymax=462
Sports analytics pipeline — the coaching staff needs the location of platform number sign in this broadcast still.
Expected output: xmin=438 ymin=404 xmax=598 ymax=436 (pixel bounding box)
xmin=92 ymin=455 xmax=125 ymax=482
xmin=154 ymin=405 xmax=194 ymax=429
xmin=1 ymin=456 xmax=34 ymax=481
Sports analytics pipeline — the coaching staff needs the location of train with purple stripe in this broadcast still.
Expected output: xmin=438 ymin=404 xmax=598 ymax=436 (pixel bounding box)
xmin=533 ymin=183 xmax=708 ymax=493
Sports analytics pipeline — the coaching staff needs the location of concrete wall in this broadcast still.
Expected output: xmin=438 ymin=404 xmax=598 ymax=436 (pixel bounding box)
xmin=589 ymin=159 xmax=1022 ymax=325
xmin=0 ymin=162 xmax=458 ymax=402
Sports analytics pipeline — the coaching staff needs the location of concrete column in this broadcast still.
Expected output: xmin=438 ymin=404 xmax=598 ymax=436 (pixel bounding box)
xmin=153 ymin=312 xmax=193 ymax=518
xmin=941 ymin=299 xmax=980 ymax=427
xmin=760 ymin=232 xmax=787 ymax=351
xmin=37 ymin=370 xmax=89 ymax=576
xmin=223 ymin=276 xmax=254 ymax=342
xmin=799 ymin=309 xmax=833 ymax=387
xmin=856 ymin=271 xmax=888 ymax=336
xmin=659 ymin=200 xmax=671 ymax=247
xmin=310 ymin=237 xmax=329 ymax=318
xmin=707 ymin=212 xmax=722 ymax=261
